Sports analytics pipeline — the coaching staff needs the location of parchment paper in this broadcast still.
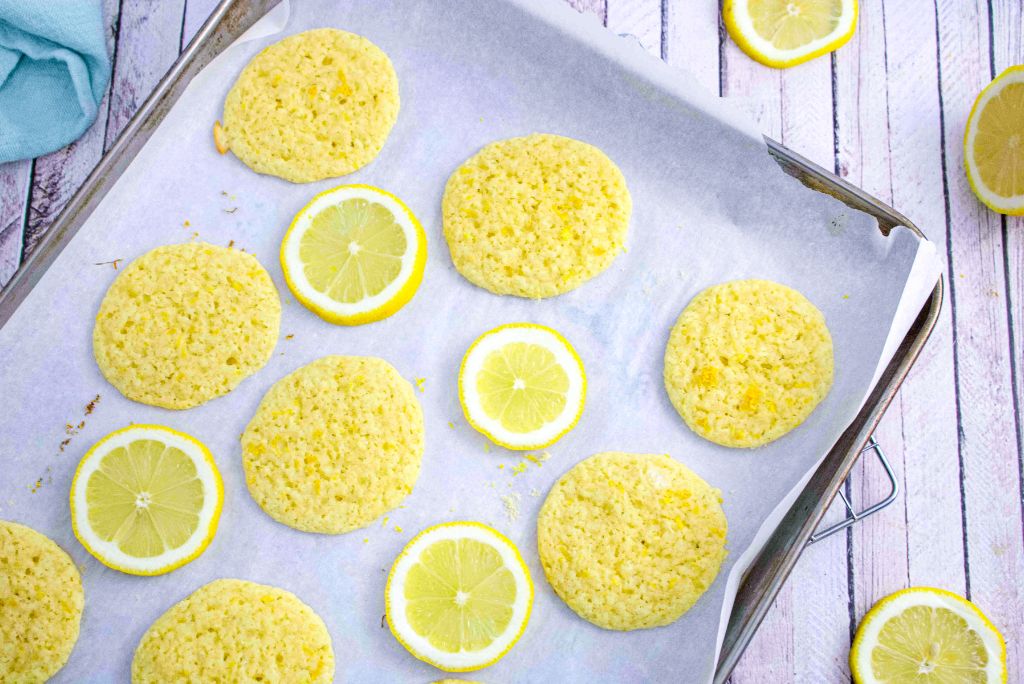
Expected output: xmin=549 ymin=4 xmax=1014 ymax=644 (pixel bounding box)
xmin=0 ymin=1 xmax=942 ymax=682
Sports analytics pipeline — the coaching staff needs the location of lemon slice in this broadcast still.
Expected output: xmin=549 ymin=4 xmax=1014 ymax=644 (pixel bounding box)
xmin=964 ymin=65 xmax=1024 ymax=215
xmin=281 ymin=184 xmax=427 ymax=325
xmin=850 ymin=587 xmax=1007 ymax=683
xmin=724 ymin=0 xmax=858 ymax=69
xmin=70 ymin=425 xmax=223 ymax=576
xmin=385 ymin=522 xmax=533 ymax=672
xmin=458 ymin=323 xmax=585 ymax=451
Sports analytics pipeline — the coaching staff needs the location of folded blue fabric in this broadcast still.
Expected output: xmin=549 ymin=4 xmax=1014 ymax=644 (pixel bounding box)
xmin=0 ymin=0 xmax=111 ymax=163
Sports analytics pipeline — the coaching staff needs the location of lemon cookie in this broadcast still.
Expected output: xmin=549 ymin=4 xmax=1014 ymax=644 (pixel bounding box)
xmin=132 ymin=579 xmax=333 ymax=683
xmin=537 ymin=452 xmax=727 ymax=631
xmin=93 ymin=242 xmax=280 ymax=410
xmin=221 ymin=28 xmax=400 ymax=183
xmin=664 ymin=279 xmax=834 ymax=448
xmin=242 ymin=356 xmax=424 ymax=533
xmin=442 ymin=134 xmax=631 ymax=298
xmin=0 ymin=521 xmax=84 ymax=682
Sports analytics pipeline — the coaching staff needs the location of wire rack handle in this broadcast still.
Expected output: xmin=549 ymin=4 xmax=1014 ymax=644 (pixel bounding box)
xmin=807 ymin=437 xmax=898 ymax=545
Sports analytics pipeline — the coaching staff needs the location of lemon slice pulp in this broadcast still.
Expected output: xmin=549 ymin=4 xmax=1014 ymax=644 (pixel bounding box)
xmin=458 ymin=323 xmax=586 ymax=450
xmin=70 ymin=425 xmax=223 ymax=576
xmin=724 ymin=0 xmax=858 ymax=68
xmin=281 ymin=184 xmax=427 ymax=325
xmin=386 ymin=522 xmax=533 ymax=672
xmin=964 ymin=65 xmax=1024 ymax=215
xmin=850 ymin=587 xmax=1007 ymax=683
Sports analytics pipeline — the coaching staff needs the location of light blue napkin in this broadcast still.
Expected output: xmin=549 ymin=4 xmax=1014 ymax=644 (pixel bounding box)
xmin=0 ymin=0 xmax=111 ymax=162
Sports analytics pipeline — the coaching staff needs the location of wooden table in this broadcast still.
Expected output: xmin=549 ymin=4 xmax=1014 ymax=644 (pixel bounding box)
xmin=1 ymin=1 xmax=1020 ymax=680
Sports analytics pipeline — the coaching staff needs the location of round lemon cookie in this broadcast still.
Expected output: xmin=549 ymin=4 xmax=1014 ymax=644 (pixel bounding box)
xmin=537 ymin=452 xmax=727 ymax=631
xmin=132 ymin=579 xmax=333 ymax=683
xmin=664 ymin=279 xmax=834 ymax=448
xmin=242 ymin=355 xmax=424 ymax=533
xmin=442 ymin=134 xmax=631 ymax=298
xmin=0 ymin=521 xmax=84 ymax=682
xmin=93 ymin=242 xmax=281 ymax=410
xmin=221 ymin=28 xmax=400 ymax=183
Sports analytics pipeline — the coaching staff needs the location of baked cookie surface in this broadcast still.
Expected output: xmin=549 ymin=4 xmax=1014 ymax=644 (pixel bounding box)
xmin=222 ymin=28 xmax=400 ymax=183
xmin=92 ymin=242 xmax=280 ymax=410
xmin=664 ymin=279 xmax=834 ymax=448
xmin=242 ymin=355 xmax=424 ymax=533
xmin=0 ymin=520 xmax=84 ymax=683
xmin=131 ymin=578 xmax=333 ymax=684
xmin=442 ymin=134 xmax=631 ymax=298
xmin=536 ymin=452 xmax=727 ymax=631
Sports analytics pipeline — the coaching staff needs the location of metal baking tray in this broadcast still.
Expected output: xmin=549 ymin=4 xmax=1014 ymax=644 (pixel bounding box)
xmin=0 ymin=1 xmax=943 ymax=679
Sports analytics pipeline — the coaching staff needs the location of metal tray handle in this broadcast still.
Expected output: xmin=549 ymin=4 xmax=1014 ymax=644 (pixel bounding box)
xmin=807 ymin=437 xmax=899 ymax=544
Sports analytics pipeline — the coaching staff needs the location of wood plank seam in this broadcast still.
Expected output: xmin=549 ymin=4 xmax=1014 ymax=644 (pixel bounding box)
xmin=100 ymin=0 xmax=126 ymax=155
xmin=929 ymin=0 xmax=973 ymax=600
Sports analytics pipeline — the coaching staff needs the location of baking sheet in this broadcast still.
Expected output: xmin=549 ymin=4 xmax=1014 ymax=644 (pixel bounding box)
xmin=0 ymin=1 xmax=942 ymax=682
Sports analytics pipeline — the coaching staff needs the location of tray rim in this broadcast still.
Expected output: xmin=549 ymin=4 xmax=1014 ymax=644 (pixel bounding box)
xmin=0 ymin=1 xmax=943 ymax=680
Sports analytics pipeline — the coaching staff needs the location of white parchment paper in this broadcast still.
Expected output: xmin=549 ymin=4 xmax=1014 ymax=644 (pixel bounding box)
xmin=0 ymin=1 xmax=942 ymax=681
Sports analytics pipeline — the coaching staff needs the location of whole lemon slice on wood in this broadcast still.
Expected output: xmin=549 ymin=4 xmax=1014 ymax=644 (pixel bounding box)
xmin=724 ymin=0 xmax=858 ymax=69
xmin=964 ymin=65 xmax=1024 ymax=215
xmin=850 ymin=586 xmax=1007 ymax=683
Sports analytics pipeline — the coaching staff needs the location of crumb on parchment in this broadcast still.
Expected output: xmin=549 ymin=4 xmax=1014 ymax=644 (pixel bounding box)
xmin=500 ymin=492 xmax=521 ymax=522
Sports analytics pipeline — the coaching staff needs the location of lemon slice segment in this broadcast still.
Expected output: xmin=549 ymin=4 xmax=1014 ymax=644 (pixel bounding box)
xmin=724 ymin=0 xmax=858 ymax=68
xmin=281 ymin=184 xmax=427 ymax=325
xmin=458 ymin=323 xmax=586 ymax=451
xmin=965 ymin=65 xmax=1024 ymax=215
xmin=70 ymin=425 xmax=223 ymax=576
xmin=850 ymin=587 xmax=1007 ymax=683
xmin=386 ymin=522 xmax=533 ymax=672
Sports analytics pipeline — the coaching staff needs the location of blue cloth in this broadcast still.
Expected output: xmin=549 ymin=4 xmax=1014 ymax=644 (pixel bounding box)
xmin=0 ymin=0 xmax=111 ymax=162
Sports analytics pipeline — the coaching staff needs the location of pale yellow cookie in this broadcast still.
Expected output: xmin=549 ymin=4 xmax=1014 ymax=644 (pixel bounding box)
xmin=664 ymin=279 xmax=834 ymax=448
xmin=131 ymin=579 xmax=333 ymax=683
xmin=442 ymin=134 xmax=631 ymax=298
xmin=0 ymin=521 xmax=84 ymax=683
xmin=242 ymin=355 xmax=424 ymax=533
xmin=537 ymin=452 xmax=727 ymax=631
xmin=93 ymin=242 xmax=280 ymax=410
xmin=222 ymin=28 xmax=400 ymax=183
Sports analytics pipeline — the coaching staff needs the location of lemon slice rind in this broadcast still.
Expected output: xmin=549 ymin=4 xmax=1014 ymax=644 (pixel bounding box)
xmin=723 ymin=0 xmax=858 ymax=69
xmin=69 ymin=424 xmax=223 ymax=576
xmin=385 ymin=522 xmax=533 ymax=672
xmin=281 ymin=184 xmax=427 ymax=325
xmin=850 ymin=586 xmax=1007 ymax=684
xmin=458 ymin=323 xmax=586 ymax=451
xmin=964 ymin=65 xmax=1024 ymax=216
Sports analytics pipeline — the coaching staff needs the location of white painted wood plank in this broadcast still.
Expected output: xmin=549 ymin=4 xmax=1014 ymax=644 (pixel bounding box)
xmin=837 ymin=4 xmax=966 ymax=657
xmin=606 ymin=0 xmax=661 ymax=56
xmin=181 ymin=0 xmax=222 ymax=49
xmin=869 ymin=0 xmax=966 ymax=596
xmin=935 ymin=0 xmax=1024 ymax=670
xmin=663 ymin=0 xmax=719 ymax=93
xmin=0 ymin=161 xmax=32 ymax=286
xmin=989 ymin=0 xmax=1024 ymax=578
xmin=23 ymin=0 xmax=121 ymax=260
xmin=104 ymin=0 xmax=187 ymax=149
xmin=721 ymin=23 xmax=849 ymax=684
